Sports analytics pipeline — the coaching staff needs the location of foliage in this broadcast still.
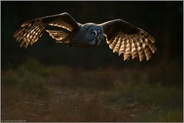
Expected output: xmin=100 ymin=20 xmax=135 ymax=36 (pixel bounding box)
xmin=1 ymin=1 xmax=183 ymax=122
xmin=1 ymin=59 xmax=183 ymax=122
xmin=2 ymin=59 xmax=50 ymax=97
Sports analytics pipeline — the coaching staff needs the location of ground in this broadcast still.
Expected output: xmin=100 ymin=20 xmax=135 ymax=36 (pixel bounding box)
xmin=1 ymin=59 xmax=183 ymax=122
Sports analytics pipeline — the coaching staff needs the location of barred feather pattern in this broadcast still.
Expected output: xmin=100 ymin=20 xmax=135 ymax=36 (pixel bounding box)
xmin=106 ymin=29 xmax=156 ymax=61
xmin=14 ymin=20 xmax=73 ymax=48
xmin=48 ymin=19 xmax=74 ymax=32
xmin=14 ymin=19 xmax=45 ymax=48
xmin=14 ymin=13 xmax=79 ymax=48
xmin=46 ymin=30 xmax=71 ymax=43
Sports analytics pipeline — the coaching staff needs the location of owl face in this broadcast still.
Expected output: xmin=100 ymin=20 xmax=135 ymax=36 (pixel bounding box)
xmin=14 ymin=12 xmax=156 ymax=61
xmin=85 ymin=25 xmax=104 ymax=46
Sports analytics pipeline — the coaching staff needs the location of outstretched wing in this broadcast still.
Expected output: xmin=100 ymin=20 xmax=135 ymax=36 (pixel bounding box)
xmin=100 ymin=19 xmax=156 ymax=62
xmin=14 ymin=12 xmax=80 ymax=48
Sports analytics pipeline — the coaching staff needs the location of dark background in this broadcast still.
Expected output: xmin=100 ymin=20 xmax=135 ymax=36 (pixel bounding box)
xmin=1 ymin=2 xmax=183 ymax=121
xmin=1 ymin=1 xmax=183 ymax=69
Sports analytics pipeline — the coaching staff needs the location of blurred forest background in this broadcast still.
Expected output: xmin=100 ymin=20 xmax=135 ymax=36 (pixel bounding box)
xmin=1 ymin=1 xmax=183 ymax=122
xmin=2 ymin=1 xmax=183 ymax=68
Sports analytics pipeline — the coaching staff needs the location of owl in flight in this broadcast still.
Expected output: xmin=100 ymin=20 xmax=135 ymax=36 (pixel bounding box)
xmin=14 ymin=12 xmax=156 ymax=61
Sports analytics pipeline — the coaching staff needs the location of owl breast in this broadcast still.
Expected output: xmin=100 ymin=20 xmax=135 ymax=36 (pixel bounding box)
xmin=73 ymin=23 xmax=105 ymax=47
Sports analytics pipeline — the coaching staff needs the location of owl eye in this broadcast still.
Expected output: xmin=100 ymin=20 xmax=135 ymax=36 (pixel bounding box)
xmin=91 ymin=30 xmax=97 ymax=37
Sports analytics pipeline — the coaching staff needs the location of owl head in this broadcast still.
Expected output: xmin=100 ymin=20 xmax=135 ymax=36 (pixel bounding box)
xmin=14 ymin=12 xmax=156 ymax=62
xmin=84 ymin=23 xmax=104 ymax=46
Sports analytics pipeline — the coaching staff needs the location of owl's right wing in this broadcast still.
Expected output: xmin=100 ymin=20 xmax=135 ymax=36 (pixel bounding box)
xmin=14 ymin=12 xmax=80 ymax=48
xmin=100 ymin=19 xmax=156 ymax=62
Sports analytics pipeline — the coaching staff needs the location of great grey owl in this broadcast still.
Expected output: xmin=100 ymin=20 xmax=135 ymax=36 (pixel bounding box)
xmin=14 ymin=12 xmax=156 ymax=61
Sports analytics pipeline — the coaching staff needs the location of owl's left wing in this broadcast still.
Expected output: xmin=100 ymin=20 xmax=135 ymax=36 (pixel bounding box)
xmin=100 ymin=19 xmax=156 ymax=62
xmin=14 ymin=12 xmax=80 ymax=48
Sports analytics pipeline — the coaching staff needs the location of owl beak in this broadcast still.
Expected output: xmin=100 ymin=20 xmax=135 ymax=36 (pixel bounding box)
xmin=96 ymin=35 xmax=100 ymax=40
xmin=96 ymin=35 xmax=101 ymax=45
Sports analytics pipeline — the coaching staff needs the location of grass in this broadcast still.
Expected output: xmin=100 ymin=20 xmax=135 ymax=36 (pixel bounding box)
xmin=1 ymin=58 xmax=183 ymax=122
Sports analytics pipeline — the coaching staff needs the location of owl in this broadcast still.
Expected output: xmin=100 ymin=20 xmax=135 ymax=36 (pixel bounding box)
xmin=14 ymin=12 xmax=156 ymax=61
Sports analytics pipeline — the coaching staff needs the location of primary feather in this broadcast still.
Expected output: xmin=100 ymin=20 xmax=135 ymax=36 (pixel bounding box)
xmin=14 ymin=12 xmax=156 ymax=61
